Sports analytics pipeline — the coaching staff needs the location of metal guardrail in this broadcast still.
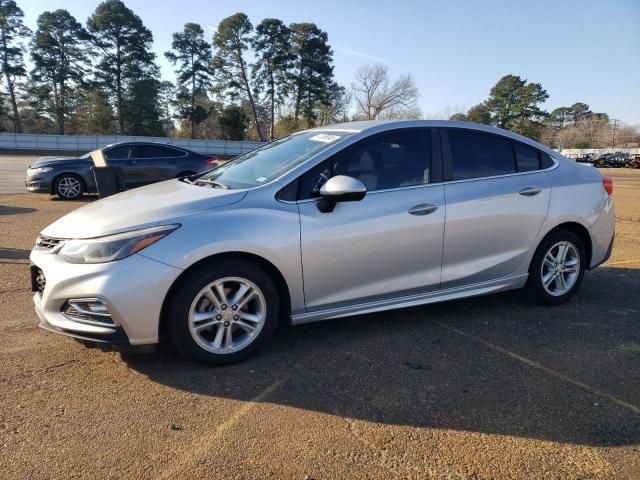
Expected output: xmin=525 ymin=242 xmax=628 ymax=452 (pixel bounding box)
xmin=0 ymin=133 xmax=265 ymax=156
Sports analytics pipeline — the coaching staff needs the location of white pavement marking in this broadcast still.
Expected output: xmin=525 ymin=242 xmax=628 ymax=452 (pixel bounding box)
xmin=157 ymin=374 xmax=291 ymax=479
xmin=436 ymin=321 xmax=640 ymax=416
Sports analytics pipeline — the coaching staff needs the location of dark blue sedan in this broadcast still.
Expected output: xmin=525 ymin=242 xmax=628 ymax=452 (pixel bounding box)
xmin=26 ymin=142 xmax=218 ymax=200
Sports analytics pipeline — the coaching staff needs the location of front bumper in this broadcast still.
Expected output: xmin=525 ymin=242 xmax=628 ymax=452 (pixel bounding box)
xmin=30 ymin=248 xmax=182 ymax=345
xmin=25 ymin=175 xmax=53 ymax=193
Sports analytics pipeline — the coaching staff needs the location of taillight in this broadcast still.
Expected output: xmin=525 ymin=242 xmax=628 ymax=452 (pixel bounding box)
xmin=603 ymin=176 xmax=613 ymax=196
xmin=206 ymin=157 xmax=218 ymax=166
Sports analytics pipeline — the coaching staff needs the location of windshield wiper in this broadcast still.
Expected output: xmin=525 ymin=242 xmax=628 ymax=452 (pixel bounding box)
xmin=193 ymin=178 xmax=229 ymax=189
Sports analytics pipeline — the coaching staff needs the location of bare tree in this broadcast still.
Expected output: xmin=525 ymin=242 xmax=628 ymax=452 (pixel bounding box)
xmin=352 ymin=63 xmax=420 ymax=120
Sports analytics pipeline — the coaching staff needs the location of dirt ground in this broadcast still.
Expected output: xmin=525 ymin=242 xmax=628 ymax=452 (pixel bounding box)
xmin=0 ymin=167 xmax=638 ymax=479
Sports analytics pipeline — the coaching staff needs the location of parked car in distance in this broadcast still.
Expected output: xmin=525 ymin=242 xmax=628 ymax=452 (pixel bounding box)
xmin=30 ymin=120 xmax=615 ymax=365
xmin=26 ymin=142 xmax=218 ymax=200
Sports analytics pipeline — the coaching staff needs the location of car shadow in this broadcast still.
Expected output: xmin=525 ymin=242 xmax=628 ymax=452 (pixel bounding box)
xmin=48 ymin=194 xmax=96 ymax=203
xmin=0 ymin=205 xmax=36 ymax=215
xmin=122 ymin=266 xmax=640 ymax=447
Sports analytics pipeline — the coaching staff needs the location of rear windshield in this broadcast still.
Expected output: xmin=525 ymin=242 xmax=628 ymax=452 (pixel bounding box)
xmin=196 ymin=131 xmax=352 ymax=189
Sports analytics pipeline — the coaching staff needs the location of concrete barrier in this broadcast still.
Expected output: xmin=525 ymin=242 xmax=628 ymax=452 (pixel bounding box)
xmin=0 ymin=133 xmax=265 ymax=156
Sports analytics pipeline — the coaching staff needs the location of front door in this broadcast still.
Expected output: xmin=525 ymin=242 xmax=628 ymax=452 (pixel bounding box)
xmin=297 ymin=129 xmax=445 ymax=311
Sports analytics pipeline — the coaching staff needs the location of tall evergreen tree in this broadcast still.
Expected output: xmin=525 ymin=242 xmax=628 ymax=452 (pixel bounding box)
xmin=0 ymin=0 xmax=30 ymax=133
xmin=87 ymin=0 xmax=158 ymax=134
xmin=289 ymin=23 xmax=334 ymax=127
xmin=218 ymin=104 xmax=248 ymax=140
xmin=165 ymin=22 xmax=212 ymax=138
xmin=30 ymin=9 xmax=90 ymax=134
xmin=485 ymin=74 xmax=548 ymax=138
xmin=124 ymin=77 xmax=164 ymax=136
xmin=212 ymin=13 xmax=264 ymax=141
xmin=252 ymin=18 xmax=292 ymax=140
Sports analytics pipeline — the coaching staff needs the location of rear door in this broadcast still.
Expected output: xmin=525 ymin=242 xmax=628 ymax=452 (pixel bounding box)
xmin=135 ymin=145 xmax=184 ymax=184
xmin=440 ymin=129 xmax=552 ymax=288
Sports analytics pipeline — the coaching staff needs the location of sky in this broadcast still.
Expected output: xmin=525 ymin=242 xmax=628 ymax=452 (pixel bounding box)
xmin=17 ymin=0 xmax=640 ymax=125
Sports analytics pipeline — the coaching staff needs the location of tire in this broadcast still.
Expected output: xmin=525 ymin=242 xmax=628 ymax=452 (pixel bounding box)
xmin=524 ymin=230 xmax=586 ymax=305
xmin=54 ymin=174 xmax=84 ymax=200
xmin=166 ymin=258 xmax=280 ymax=365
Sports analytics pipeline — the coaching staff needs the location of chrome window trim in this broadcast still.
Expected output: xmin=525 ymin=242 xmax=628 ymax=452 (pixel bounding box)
xmin=441 ymin=156 xmax=559 ymax=186
xmin=281 ymin=181 xmax=444 ymax=205
xmin=278 ymin=157 xmax=558 ymax=205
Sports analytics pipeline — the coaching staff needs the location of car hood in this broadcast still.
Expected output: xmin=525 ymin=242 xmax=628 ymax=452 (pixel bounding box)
xmin=42 ymin=179 xmax=247 ymax=239
xmin=29 ymin=156 xmax=87 ymax=168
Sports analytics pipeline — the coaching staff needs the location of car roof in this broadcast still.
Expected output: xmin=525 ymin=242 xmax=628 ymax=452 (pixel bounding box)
xmin=308 ymin=119 xmax=558 ymax=157
xmin=102 ymin=141 xmax=187 ymax=150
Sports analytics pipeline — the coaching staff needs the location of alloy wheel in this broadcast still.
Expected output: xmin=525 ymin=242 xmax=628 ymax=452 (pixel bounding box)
xmin=540 ymin=241 xmax=580 ymax=296
xmin=188 ymin=276 xmax=266 ymax=354
xmin=57 ymin=176 xmax=82 ymax=198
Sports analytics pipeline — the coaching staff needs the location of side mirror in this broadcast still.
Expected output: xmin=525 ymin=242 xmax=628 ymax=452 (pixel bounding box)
xmin=317 ymin=175 xmax=367 ymax=213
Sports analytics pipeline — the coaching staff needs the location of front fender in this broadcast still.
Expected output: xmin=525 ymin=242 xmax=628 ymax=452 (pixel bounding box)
xmin=140 ymin=201 xmax=305 ymax=315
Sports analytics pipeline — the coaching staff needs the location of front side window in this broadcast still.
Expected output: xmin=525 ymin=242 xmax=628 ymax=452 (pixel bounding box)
xmin=196 ymin=131 xmax=352 ymax=189
xmin=105 ymin=146 xmax=133 ymax=160
xmin=298 ymin=130 xmax=431 ymax=199
xmin=448 ymin=130 xmax=516 ymax=180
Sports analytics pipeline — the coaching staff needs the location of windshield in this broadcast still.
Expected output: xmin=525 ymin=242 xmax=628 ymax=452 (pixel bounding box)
xmin=195 ymin=131 xmax=353 ymax=189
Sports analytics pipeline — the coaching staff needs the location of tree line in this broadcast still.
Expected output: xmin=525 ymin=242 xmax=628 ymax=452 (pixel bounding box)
xmin=0 ymin=0 xmax=636 ymax=147
xmin=0 ymin=0 xmax=353 ymax=141
xmin=449 ymin=75 xmax=639 ymax=148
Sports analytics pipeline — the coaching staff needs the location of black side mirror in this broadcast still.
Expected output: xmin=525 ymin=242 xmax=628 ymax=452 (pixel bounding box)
xmin=317 ymin=175 xmax=367 ymax=213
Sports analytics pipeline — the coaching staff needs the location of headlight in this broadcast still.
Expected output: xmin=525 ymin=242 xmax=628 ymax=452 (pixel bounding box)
xmin=27 ymin=166 xmax=54 ymax=174
xmin=58 ymin=224 xmax=180 ymax=264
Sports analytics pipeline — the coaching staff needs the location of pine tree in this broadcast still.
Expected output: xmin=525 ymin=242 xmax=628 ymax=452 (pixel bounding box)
xmin=165 ymin=22 xmax=212 ymax=139
xmin=252 ymin=18 xmax=292 ymax=140
xmin=289 ymin=23 xmax=335 ymax=128
xmin=30 ymin=9 xmax=90 ymax=134
xmin=0 ymin=0 xmax=30 ymax=133
xmin=212 ymin=13 xmax=264 ymax=141
xmin=87 ymin=0 xmax=158 ymax=134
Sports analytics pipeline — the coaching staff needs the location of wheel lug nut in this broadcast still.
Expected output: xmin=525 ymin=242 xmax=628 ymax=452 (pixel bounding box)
xmin=216 ymin=314 xmax=222 ymax=320
xmin=231 ymin=305 xmax=238 ymax=310
xmin=221 ymin=304 xmax=227 ymax=310
xmin=233 ymin=315 xmax=239 ymax=320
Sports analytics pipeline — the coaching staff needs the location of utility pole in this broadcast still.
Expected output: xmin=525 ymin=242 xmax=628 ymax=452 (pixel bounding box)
xmin=611 ymin=118 xmax=619 ymax=148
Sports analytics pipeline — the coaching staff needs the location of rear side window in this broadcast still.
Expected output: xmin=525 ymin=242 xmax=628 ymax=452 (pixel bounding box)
xmin=540 ymin=152 xmax=554 ymax=169
xmin=447 ymin=130 xmax=516 ymax=180
xmin=514 ymin=143 xmax=540 ymax=172
xmin=142 ymin=145 xmax=178 ymax=158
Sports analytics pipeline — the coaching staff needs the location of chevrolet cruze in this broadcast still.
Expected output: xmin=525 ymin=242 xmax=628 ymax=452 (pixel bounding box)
xmin=30 ymin=120 xmax=615 ymax=365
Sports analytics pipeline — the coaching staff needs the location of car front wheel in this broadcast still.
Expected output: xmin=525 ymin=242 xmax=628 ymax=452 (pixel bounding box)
xmin=166 ymin=258 xmax=279 ymax=365
xmin=54 ymin=174 xmax=84 ymax=200
xmin=525 ymin=230 xmax=586 ymax=305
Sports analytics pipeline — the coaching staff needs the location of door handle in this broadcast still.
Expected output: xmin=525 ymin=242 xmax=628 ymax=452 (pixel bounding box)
xmin=408 ymin=203 xmax=439 ymax=216
xmin=519 ymin=186 xmax=541 ymax=197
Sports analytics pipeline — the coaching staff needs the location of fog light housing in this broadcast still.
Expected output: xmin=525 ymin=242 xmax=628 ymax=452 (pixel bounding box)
xmin=62 ymin=298 xmax=115 ymax=327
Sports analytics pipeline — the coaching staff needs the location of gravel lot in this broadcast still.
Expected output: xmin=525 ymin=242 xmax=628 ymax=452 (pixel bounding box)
xmin=0 ymin=166 xmax=638 ymax=479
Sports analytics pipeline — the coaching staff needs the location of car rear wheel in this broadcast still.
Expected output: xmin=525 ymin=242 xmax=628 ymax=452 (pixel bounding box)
xmin=54 ymin=174 xmax=84 ymax=200
xmin=166 ymin=258 xmax=279 ymax=365
xmin=524 ymin=230 xmax=586 ymax=305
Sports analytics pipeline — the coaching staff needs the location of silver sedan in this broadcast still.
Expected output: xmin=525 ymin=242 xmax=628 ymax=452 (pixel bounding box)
xmin=30 ymin=120 xmax=615 ymax=365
